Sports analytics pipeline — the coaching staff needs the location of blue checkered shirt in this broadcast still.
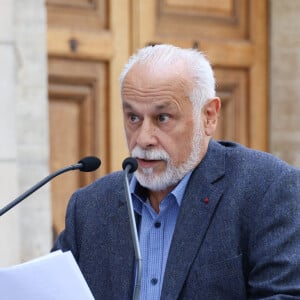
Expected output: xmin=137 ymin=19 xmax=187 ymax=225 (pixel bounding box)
xmin=130 ymin=172 xmax=192 ymax=300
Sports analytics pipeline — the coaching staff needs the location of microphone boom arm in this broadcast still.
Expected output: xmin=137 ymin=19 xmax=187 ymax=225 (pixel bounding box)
xmin=0 ymin=156 xmax=101 ymax=217
xmin=0 ymin=163 xmax=82 ymax=217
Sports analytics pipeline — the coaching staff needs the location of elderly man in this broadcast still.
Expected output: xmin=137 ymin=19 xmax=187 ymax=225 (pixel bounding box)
xmin=53 ymin=44 xmax=300 ymax=299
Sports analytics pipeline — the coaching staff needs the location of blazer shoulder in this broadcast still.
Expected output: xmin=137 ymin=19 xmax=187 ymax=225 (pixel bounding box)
xmin=217 ymin=140 xmax=295 ymax=170
xmin=77 ymin=170 xmax=124 ymax=195
xmin=68 ymin=171 xmax=125 ymax=212
xmin=211 ymin=140 xmax=300 ymax=187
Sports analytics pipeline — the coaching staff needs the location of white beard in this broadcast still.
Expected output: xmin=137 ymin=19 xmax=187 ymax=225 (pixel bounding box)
xmin=131 ymin=123 xmax=204 ymax=191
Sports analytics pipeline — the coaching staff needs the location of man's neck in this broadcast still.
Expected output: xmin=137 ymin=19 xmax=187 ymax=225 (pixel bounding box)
xmin=148 ymin=186 xmax=175 ymax=213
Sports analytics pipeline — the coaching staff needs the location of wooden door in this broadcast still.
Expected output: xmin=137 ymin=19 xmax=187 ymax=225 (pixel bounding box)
xmin=47 ymin=0 xmax=268 ymax=238
xmin=47 ymin=0 xmax=130 ymax=237
xmin=131 ymin=0 xmax=268 ymax=151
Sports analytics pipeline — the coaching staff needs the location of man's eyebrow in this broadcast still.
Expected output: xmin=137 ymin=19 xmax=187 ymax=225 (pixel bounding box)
xmin=155 ymin=103 xmax=169 ymax=110
xmin=122 ymin=102 xmax=133 ymax=110
xmin=154 ymin=102 xmax=176 ymax=111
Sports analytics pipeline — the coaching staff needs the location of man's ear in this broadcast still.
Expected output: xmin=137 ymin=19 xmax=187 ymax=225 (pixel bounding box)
xmin=203 ymin=97 xmax=221 ymax=136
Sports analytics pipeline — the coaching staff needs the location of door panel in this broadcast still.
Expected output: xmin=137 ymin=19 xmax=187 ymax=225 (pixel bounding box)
xmin=214 ymin=68 xmax=248 ymax=145
xmin=47 ymin=0 xmax=108 ymax=29
xmin=48 ymin=58 xmax=109 ymax=236
xmin=157 ymin=0 xmax=248 ymax=39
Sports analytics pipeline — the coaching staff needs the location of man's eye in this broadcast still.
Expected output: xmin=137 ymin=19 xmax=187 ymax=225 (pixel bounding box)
xmin=158 ymin=114 xmax=170 ymax=122
xmin=129 ymin=114 xmax=139 ymax=123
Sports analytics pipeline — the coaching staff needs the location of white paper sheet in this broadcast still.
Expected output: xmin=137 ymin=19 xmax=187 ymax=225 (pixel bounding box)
xmin=0 ymin=250 xmax=95 ymax=300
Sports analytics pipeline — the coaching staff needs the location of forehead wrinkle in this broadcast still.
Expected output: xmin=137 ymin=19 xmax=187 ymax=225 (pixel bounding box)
xmin=123 ymin=83 xmax=178 ymax=97
xmin=122 ymin=67 xmax=192 ymax=112
xmin=122 ymin=66 xmax=189 ymax=92
xmin=122 ymin=86 xmax=182 ymax=107
xmin=122 ymin=99 xmax=178 ymax=113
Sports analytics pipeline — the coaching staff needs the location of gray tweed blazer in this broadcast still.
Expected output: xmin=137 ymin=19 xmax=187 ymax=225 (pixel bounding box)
xmin=52 ymin=140 xmax=300 ymax=299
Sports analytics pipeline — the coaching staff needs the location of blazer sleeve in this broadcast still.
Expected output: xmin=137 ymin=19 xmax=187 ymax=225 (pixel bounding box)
xmin=247 ymin=167 xmax=300 ymax=298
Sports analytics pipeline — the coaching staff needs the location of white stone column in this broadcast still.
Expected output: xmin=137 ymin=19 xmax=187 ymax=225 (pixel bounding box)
xmin=269 ymin=0 xmax=300 ymax=167
xmin=0 ymin=0 xmax=51 ymax=266
xmin=0 ymin=0 xmax=21 ymax=267
xmin=15 ymin=0 xmax=52 ymax=262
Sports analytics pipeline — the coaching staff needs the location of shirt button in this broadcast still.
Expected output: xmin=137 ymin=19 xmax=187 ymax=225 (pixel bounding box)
xmin=154 ymin=222 xmax=161 ymax=228
xmin=151 ymin=278 xmax=158 ymax=285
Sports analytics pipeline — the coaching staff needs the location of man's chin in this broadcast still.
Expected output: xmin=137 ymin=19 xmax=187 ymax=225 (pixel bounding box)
xmin=136 ymin=170 xmax=178 ymax=191
xmin=138 ymin=167 xmax=154 ymax=176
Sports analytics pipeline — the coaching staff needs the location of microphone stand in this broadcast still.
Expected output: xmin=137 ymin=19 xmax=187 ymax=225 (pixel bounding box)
xmin=0 ymin=156 xmax=100 ymax=217
xmin=0 ymin=163 xmax=82 ymax=217
xmin=123 ymin=163 xmax=142 ymax=300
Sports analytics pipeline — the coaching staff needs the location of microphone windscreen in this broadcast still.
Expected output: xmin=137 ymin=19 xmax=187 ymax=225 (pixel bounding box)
xmin=78 ymin=156 xmax=101 ymax=172
xmin=122 ymin=157 xmax=138 ymax=173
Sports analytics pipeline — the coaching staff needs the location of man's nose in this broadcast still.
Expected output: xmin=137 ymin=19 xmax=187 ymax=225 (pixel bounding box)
xmin=136 ymin=120 xmax=158 ymax=148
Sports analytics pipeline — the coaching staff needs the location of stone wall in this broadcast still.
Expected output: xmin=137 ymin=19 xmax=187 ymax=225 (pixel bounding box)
xmin=15 ymin=0 xmax=52 ymax=262
xmin=0 ymin=0 xmax=20 ymax=267
xmin=0 ymin=0 xmax=51 ymax=266
xmin=269 ymin=0 xmax=300 ymax=167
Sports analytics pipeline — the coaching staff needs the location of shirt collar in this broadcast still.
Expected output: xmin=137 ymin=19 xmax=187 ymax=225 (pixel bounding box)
xmin=130 ymin=171 xmax=192 ymax=208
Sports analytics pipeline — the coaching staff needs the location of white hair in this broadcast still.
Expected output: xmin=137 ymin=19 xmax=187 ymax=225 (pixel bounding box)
xmin=119 ymin=44 xmax=216 ymax=115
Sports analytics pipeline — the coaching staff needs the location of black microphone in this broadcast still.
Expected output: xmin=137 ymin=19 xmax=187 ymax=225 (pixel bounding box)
xmin=0 ymin=156 xmax=101 ymax=217
xmin=78 ymin=156 xmax=101 ymax=172
xmin=122 ymin=157 xmax=141 ymax=300
xmin=122 ymin=157 xmax=138 ymax=174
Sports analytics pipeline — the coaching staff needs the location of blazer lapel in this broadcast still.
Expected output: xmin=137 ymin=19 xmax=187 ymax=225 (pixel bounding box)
xmin=161 ymin=140 xmax=226 ymax=299
xmin=107 ymin=195 xmax=136 ymax=299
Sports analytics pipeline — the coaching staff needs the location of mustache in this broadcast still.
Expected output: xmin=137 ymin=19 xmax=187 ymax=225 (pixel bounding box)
xmin=131 ymin=146 xmax=169 ymax=161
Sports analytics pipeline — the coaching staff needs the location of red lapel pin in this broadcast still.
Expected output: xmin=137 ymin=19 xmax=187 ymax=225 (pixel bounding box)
xmin=204 ymin=197 xmax=209 ymax=204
